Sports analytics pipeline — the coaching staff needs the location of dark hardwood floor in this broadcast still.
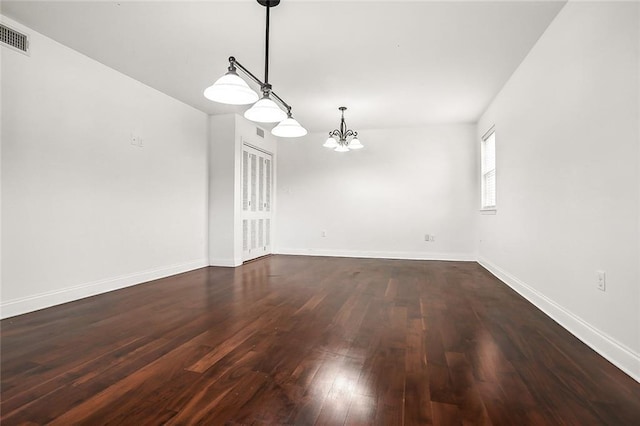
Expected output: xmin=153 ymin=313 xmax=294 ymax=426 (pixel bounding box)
xmin=1 ymin=255 xmax=639 ymax=425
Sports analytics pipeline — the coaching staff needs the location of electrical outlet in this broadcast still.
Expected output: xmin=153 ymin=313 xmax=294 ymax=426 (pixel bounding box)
xmin=321 ymin=230 xmax=327 ymax=238
xmin=596 ymin=270 xmax=606 ymax=291
xmin=425 ymin=234 xmax=430 ymax=242
xmin=430 ymin=235 xmax=435 ymax=242
xmin=130 ymin=133 xmax=143 ymax=147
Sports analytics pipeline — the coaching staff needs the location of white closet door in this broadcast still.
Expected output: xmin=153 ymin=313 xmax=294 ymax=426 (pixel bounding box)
xmin=242 ymin=145 xmax=273 ymax=262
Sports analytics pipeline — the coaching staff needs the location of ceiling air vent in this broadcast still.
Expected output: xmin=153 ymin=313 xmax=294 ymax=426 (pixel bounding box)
xmin=256 ymin=127 xmax=265 ymax=138
xmin=1 ymin=23 xmax=29 ymax=54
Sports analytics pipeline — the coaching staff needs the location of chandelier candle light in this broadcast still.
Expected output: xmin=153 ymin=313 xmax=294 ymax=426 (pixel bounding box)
xmin=324 ymin=107 xmax=363 ymax=152
xmin=203 ymin=0 xmax=307 ymax=138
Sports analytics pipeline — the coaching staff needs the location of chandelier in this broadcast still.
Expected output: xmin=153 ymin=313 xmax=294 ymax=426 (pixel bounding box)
xmin=324 ymin=107 xmax=363 ymax=152
xmin=203 ymin=0 xmax=307 ymax=138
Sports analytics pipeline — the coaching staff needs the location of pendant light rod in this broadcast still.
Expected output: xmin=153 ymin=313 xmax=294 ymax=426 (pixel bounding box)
xmin=259 ymin=0 xmax=275 ymax=90
xmin=228 ymin=56 xmax=292 ymax=113
xmin=265 ymin=4 xmax=270 ymax=85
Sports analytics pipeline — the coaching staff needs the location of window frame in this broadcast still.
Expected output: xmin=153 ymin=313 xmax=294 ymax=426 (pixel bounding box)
xmin=480 ymin=127 xmax=496 ymax=211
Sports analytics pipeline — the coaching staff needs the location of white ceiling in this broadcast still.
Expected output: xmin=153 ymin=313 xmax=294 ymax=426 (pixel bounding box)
xmin=2 ymin=0 xmax=566 ymax=133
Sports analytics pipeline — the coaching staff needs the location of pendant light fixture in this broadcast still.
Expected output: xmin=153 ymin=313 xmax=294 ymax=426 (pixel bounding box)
xmin=203 ymin=0 xmax=306 ymax=137
xmin=324 ymin=107 xmax=363 ymax=152
xmin=272 ymin=111 xmax=308 ymax=137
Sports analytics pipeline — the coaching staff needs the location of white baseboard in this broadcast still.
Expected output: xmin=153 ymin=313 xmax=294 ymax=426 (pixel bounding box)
xmin=276 ymin=248 xmax=476 ymax=262
xmin=0 ymin=259 xmax=208 ymax=319
xmin=478 ymin=256 xmax=640 ymax=383
xmin=208 ymin=257 xmax=242 ymax=267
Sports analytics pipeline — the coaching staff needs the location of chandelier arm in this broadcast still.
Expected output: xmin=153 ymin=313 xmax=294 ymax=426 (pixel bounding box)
xmin=345 ymin=130 xmax=355 ymax=138
xmin=270 ymin=91 xmax=291 ymax=113
xmin=229 ymin=56 xmax=293 ymax=113
xmin=229 ymin=57 xmax=263 ymax=87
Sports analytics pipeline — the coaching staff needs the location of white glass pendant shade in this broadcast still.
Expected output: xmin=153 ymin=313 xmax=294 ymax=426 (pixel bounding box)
xmin=323 ymin=137 xmax=338 ymax=148
xmin=272 ymin=117 xmax=307 ymax=138
xmin=335 ymin=144 xmax=350 ymax=152
xmin=244 ymin=96 xmax=287 ymax=123
xmin=204 ymin=71 xmax=259 ymax=105
xmin=348 ymin=137 xmax=363 ymax=149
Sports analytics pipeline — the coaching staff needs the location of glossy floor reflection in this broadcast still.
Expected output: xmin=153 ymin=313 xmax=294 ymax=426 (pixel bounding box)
xmin=1 ymin=256 xmax=639 ymax=424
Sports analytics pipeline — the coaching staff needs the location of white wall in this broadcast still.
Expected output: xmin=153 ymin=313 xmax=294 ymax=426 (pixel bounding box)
xmin=276 ymin=125 xmax=477 ymax=260
xmin=1 ymin=17 xmax=209 ymax=318
xmin=477 ymin=1 xmax=639 ymax=380
xmin=208 ymin=114 xmax=236 ymax=266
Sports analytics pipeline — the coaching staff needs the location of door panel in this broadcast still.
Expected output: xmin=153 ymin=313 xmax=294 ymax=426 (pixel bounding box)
xmin=242 ymin=145 xmax=273 ymax=262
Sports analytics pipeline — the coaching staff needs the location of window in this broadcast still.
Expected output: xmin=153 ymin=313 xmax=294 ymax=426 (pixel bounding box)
xmin=481 ymin=128 xmax=496 ymax=209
